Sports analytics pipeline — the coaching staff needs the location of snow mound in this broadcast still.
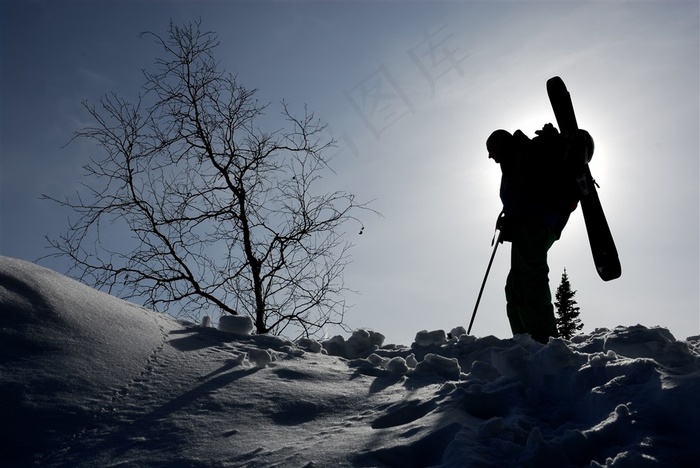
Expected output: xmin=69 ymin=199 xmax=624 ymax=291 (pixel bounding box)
xmin=0 ymin=256 xmax=177 ymax=462
xmin=1 ymin=256 xmax=699 ymax=467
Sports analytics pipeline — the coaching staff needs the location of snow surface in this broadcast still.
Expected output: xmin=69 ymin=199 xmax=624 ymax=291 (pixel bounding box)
xmin=1 ymin=256 xmax=698 ymax=467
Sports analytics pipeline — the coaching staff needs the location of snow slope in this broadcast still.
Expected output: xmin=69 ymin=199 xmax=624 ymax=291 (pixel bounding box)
xmin=1 ymin=256 xmax=698 ymax=467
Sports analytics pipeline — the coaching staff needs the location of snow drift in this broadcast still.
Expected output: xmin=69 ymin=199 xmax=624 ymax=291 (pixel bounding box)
xmin=1 ymin=256 xmax=698 ymax=467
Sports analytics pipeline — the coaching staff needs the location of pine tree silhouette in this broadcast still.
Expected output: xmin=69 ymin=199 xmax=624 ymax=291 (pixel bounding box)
xmin=554 ymin=269 xmax=583 ymax=339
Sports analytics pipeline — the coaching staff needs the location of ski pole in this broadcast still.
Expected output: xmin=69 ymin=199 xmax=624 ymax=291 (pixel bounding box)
xmin=467 ymin=230 xmax=503 ymax=335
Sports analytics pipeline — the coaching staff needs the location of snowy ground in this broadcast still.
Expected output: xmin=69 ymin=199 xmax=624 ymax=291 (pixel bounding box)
xmin=1 ymin=256 xmax=698 ymax=467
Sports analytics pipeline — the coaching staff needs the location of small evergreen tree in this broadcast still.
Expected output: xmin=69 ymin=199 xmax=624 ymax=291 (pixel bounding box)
xmin=554 ymin=269 xmax=583 ymax=339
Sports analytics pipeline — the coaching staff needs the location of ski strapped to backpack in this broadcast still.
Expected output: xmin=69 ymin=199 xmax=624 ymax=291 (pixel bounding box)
xmin=546 ymin=76 xmax=621 ymax=281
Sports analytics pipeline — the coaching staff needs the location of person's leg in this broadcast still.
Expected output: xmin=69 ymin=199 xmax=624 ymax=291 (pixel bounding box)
xmin=505 ymin=269 xmax=526 ymax=336
xmin=505 ymin=220 xmax=559 ymax=343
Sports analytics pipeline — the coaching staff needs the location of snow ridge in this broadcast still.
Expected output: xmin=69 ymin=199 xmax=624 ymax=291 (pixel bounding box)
xmin=1 ymin=256 xmax=698 ymax=467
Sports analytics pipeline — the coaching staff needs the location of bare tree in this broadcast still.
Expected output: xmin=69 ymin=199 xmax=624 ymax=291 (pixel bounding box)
xmin=44 ymin=21 xmax=370 ymax=338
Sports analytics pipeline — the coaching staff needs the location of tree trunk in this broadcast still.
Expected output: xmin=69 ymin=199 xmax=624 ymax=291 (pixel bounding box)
xmin=236 ymin=188 xmax=267 ymax=334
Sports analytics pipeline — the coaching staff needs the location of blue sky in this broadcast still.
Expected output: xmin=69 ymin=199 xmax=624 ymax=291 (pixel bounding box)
xmin=1 ymin=1 xmax=698 ymax=345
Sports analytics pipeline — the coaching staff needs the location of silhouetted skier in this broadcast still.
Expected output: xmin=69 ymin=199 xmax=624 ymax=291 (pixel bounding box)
xmin=487 ymin=124 xmax=591 ymax=343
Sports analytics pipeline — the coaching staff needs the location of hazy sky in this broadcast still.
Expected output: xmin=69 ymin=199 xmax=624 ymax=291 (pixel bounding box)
xmin=2 ymin=1 xmax=698 ymax=345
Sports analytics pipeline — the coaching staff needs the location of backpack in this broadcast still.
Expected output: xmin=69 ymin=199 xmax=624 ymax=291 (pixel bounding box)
xmin=498 ymin=124 xmax=582 ymax=231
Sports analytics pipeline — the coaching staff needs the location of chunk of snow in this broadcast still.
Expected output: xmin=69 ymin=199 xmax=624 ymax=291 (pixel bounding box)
xmin=386 ymin=356 xmax=409 ymax=375
xmin=346 ymin=328 xmax=385 ymax=358
xmin=406 ymin=353 xmax=418 ymax=369
xmin=248 ymin=348 xmax=272 ymax=368
xmin=413 ymin=353 xmax=461 ymax=380
xmin=322 ymin=334 xmax=346 ymax=357
xmin=458 ymin=334 xmax=477 ymax=344
xmin=512 ymin=333 xmax=539 ymax=347
xmin=324 ymin=329 xmax=385 ymax=358
xmin=413 ymin=329 xmax=447 ymax=347
xmin=449 ymin=326 xmax=467 ymax=340
xmin=366 ymin=353 xmax=387 ymax=367
xmin=218 ymin=315 xmax=254 ymax=335
xmin=232 ymin=353 xmax=247 ymax=366
xmin=296 ymin=337 xmax=323 ymax=353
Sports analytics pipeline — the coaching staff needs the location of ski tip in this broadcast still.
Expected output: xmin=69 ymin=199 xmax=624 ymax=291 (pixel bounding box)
xmin=547 ymin=76 xmax=565 ymax=90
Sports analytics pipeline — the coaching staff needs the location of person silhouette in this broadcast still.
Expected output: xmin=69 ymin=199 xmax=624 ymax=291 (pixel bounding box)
xmin=486 ymin=124 xmax=590 ymax=343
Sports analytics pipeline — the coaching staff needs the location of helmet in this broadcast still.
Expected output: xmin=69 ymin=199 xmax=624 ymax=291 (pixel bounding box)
xmin=486 ymin=129 xmax=512 ymax=159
